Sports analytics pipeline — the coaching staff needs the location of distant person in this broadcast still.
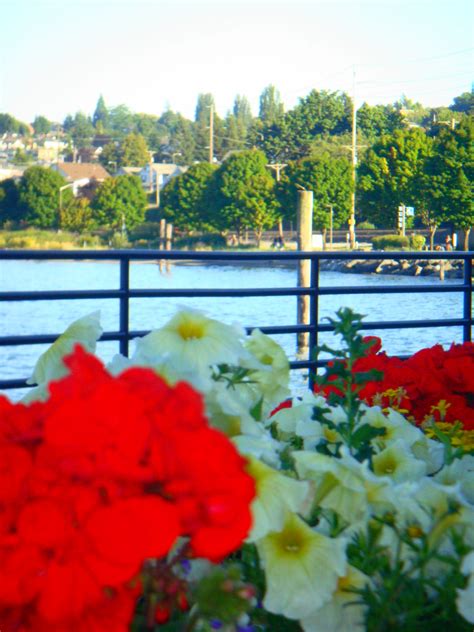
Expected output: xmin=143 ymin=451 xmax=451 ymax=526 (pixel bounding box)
xmin=272 ymin=236 xmax=284 ymax=249
xmin=445 ymin=235 xmax=453 ymax=251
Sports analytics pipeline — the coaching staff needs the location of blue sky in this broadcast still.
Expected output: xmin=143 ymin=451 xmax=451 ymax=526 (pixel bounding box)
xmin=0 ymin=0 xmax=472 ymax=123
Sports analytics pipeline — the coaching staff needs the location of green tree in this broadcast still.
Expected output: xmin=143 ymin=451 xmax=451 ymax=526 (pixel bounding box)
xmin=357 ymin=128 xmax=433 ymax=229
xmin=233 ymin=94 xmax=253 ymax=143
xmin=0 ymin=178 xmax=21 ymax=226
xmin=61 ymin=197 xmax=94 ymax=232
xmin=119 ymin=133 xmax=150 ymax=167
xmin=394 ymin=95 xmax=430 ymax=127
xmin=133 ymin=113 xmax=166 ymax=152
xmin=169 ymin=116 xmax=196 ymax=165
xmin=450 ymin=91 xmax=474 ymax=115
xmin=92 ymin=174 xmax=147 ymax=229
xmin=259 ymin=85 xmax=285 ymax=125
xmin=161 ymin=162 xmax=218 ymax=233
xmin=207 ymin=150 xmax=279 ymax=245
xmin=357 ymin=103 xmax=404 ymax=141
xmin=425 ymin=117 xmax=474 ymax=249
xmin=194 ymin=94 xmax=223 ymax=161
xmin=12 ymin=149 xmax=33 ymax=165
xmin=17 ymin=167 xmax=72 ymax=228
xmin=108 ymin=105 xmax=134 ymax=138
xmin=99 ymin=142 xmax=120 ymax=172
xmin=0 ymin=113 xmax=29 ymax=135
xmin=93 ymin=95 xmax=109 ymax=129
xmin=69 ymin=112 xmax=95 ymax=149
xmin=32 ymin=115 xmax=52 ymax=135
xmin=278 ymin=155 xmax=353 ymax=241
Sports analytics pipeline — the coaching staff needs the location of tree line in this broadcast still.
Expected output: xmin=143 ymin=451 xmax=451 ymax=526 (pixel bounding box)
xmin=0 ymin=87 xmax=472 ymax=245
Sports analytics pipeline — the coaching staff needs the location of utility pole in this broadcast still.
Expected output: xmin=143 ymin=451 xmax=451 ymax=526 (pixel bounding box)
xmin=266 ymin=163 xmax=287 ymax=182
xmin=349 ymin=66 xmax=357 ymax=249
xmin=208 ymin=104 xmax=214 ymax=164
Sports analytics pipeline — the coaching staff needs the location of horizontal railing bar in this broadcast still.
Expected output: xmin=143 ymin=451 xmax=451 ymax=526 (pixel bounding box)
xmin=0 ymin=331 xmax=126 ymax=347
xmin=1 ymin=316 xmax=470 ymax=349
xmin=0 ymin=249 xmax=472 ymax=262
xmin=318 ymin=318 xmax=470 ymax=332
xmin=0 ymin=290 xmax=124 ymax=302
xmin=319 ymin=284 xmax=470 ymax=296
xmin=1 ymin=282 xmax=470 ymax=303
xmin=0 ymin=378 xmax=30 ymax=390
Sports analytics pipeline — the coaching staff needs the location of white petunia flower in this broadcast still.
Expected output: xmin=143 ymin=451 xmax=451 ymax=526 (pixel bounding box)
xmin=245 ymin=458 xmax=312 ymax=542
xmin=300 ymin=564 xmax=370 ymax=632
xmin=28 ymin=311 xmax=103 ymax=386
xmin=363 ymin=405 xmax=423 ymax=449
xmin=257 ymin=512 xmax=346 ymax=619
xmin=434 ymin=455 xmax=474 ymax=506
xmin=372 ymin=439 xmax=427 ymax=482
xmin=243 ymin=329 xmax=291 ymax=412
xmin=457 ymin=551 xmax=474 ymax=623
xmin=132 ymin=309 xmax=250 ymax=379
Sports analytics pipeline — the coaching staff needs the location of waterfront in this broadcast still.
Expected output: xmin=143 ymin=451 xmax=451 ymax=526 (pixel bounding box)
xmin=0 ymin=258 xmax=464 ymax=399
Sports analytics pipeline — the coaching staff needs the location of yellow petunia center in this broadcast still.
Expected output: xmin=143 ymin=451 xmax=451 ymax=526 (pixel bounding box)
xmin=275 ymin=525 xmax=308 ymax=555
xmin=176 ymin=320 xmax=206 ymax=340
xmin=374 ymin=453 xmax=398 ymax=475
xmin=337 ymin=575 xmax=353 ymax=592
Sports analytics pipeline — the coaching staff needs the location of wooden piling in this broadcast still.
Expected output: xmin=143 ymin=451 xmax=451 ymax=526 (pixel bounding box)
xmin=159 ymin=219 xmax=166 ymax=273
xmin=165 ymin=223 xmax=173 ymax=273
xmin=297 ymin=190 xmax=313 ymax=351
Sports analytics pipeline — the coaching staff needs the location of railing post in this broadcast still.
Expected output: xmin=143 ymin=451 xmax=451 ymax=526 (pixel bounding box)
xmin=463 ymin=255 xmax=472 ymax=342
xmin=308 ymin=256 xmax=319 ymax=391
xmin=119 ymin=257 xmax=130 ymax=356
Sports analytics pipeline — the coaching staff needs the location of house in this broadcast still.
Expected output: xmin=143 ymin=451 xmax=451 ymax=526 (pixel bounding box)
xmin=0 ymin=166 xmax=26 ymax=182
xmin=52 ymin=162 xmax=110 ymax=195
xmin=117 ymin=166 xmax=142 ymax=177
xmin=37 ymin=139 xmax=68 ymax=164
xmin=139 ymin=163 xmax=186 ymax=191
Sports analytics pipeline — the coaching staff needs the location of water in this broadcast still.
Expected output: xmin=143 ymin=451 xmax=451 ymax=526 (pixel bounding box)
xmin=0 ymin=259 xmax=465 ymax=400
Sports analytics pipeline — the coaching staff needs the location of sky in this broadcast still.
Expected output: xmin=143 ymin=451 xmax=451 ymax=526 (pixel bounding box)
xmin=0 ymin=0 xmax=472 ymax=124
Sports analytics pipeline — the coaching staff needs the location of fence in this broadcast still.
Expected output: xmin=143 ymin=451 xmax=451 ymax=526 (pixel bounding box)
xmin=0 ymin=249 xmax=472 ymax=393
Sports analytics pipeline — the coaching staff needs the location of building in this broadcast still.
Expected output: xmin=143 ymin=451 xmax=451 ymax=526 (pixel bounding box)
xmin=37 ymin=139 xmax=68 ymax=164
xmin=139 ymin=163 xmax=186 ymax=191
xmin=52 ymin=162 xmax=110 ymax=195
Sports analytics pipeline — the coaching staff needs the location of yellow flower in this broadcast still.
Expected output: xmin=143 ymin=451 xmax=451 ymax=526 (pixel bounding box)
xmin=257 ymin=512 xmax=346 ymax=619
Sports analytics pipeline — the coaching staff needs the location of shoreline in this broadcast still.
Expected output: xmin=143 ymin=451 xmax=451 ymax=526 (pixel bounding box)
xmin=4 ymin=254 xmax=465 ymax=278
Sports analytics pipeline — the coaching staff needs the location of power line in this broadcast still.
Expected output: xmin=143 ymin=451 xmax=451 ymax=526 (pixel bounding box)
xmin=359 ymin=70 xmax=472 ymax=89
xmin=358 ymin=47 xmax=474 ymax=68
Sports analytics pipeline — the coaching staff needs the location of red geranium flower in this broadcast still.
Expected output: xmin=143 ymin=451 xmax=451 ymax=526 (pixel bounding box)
xmin=0 ymin=345 xmax=255 ymax=629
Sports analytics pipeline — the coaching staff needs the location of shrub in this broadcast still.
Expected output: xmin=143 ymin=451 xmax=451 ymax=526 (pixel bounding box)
xmin=371 ymin=234 xmax=409 ymax=250
xmin=357 ymin=220 xmax=376 ymax=230
xmin=174 ymin=233 xmax=227 ymax=250
xmin=409 ymin=233 xmax=426 ymax=250
xmin=128 ymin=222 xmax=162 ymax=242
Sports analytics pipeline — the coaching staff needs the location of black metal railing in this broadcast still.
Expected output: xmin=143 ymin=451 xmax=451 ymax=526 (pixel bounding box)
xmin=1 ymin=249 xmax=472 ymax=393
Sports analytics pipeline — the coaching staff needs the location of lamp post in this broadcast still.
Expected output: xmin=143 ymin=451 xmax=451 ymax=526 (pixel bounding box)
xmin=58 ymin=183 xmax=74 ymax=228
